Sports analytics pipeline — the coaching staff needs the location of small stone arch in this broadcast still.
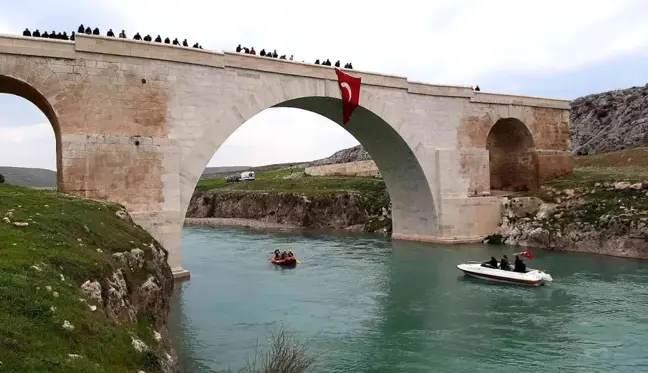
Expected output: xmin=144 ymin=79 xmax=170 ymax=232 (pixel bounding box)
xmin=0 ymin=73 xmax=63 ymax=189
xmin=486 ymin=118 xmax=538 ymax=192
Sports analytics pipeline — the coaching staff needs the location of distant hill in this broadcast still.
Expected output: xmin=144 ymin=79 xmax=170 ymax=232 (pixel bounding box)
xmin=0 ymin=167 xmax=56 ymax=188
xmin=200 ymin=145 xmax=370 ymax=180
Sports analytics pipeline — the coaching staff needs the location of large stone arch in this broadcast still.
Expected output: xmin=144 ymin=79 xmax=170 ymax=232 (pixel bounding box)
xmin=0 ymin=71 xmax=64 ymax=188
xmin=178 ymin=75 xmax=438 ymax=247
xmin=485 ymin=118 xmax=538 ymax=191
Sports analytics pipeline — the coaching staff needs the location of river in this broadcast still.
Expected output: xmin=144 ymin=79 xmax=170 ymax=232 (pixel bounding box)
xmin=169 ymin=227 xmax=648 ymax=373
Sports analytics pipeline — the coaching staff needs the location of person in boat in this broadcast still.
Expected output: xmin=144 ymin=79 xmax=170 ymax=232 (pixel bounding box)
xmin=273 ymin=249 xmax=281 ymax=259
xmin=287 ymin=250 xmax=294 ymax=258
xmin=513 ymin=255 xmax=527 ymax=273
xmin=483 ymin=256 xmax=498 ymax=268
xmin=499 ymin=255 xmax=511 ymax=271
xmin=280 ymin=251 xmax=287 ymax=260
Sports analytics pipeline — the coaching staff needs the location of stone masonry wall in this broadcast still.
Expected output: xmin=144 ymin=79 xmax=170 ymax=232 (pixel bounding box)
xmin=305 ymin=160 xmax=380 ymax=178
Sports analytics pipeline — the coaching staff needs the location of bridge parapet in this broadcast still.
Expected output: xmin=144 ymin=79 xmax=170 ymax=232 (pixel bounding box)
xmin=0 ymin=33 xmax=75 ymax=59
xmin=471 ymin=91 xmax=570 ymax=109
xmin=0 ymin=33 xmax=571 ymax=109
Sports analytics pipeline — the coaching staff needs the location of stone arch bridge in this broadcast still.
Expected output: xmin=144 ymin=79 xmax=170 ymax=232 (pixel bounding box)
xmin=0 ymin=34 xmax=573 ymax=279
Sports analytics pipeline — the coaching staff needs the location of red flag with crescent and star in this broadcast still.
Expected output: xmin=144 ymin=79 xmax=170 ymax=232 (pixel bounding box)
xmin=335 ymin=68 xmax=361 ymax=124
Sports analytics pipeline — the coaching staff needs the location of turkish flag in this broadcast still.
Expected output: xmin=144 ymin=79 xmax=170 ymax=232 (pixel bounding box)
xmin=335 ymin=68 xmax=361 ymax=124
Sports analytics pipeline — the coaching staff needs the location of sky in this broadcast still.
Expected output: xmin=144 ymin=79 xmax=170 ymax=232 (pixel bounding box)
xmin=1 ymin=0 xmax=648 ymax=171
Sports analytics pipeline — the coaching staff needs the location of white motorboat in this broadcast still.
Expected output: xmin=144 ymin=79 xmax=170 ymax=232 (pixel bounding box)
xmin=457 ymin=253 xmax=553 ymax=286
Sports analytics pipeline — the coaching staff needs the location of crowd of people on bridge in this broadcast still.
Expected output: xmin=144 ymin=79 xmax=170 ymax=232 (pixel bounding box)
xmin=236 ymin=44 xmax=354 ymax=69
xmin=21 ymin=24 xmax=205 ymax=49
xmin=19 ymin=26 xmax=354 ymax=69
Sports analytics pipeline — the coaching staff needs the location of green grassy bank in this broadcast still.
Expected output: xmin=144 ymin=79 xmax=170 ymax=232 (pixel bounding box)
xmin=0 ymin=185 xmax=172 ymax=373
xmin=196 ymin=168 xmax=387 ymax=196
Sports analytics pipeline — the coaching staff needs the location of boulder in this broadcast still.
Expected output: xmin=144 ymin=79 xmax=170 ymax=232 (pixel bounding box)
xmin=503 ymin=197 xmax=544 ymax=218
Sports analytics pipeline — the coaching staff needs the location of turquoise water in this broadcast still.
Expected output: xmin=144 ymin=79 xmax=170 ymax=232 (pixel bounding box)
xmin=169 ymin=227 xmax=648 ymax=373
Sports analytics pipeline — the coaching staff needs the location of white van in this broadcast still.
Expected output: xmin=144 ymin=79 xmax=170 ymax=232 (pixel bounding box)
xmin=240 ymin=171 xmax=256 ymax=181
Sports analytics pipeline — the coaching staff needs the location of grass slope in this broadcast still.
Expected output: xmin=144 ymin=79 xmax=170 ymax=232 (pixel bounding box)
xmin=521 ymin=147 xmax=648 ymax=227
xmin=196 ymin=168 xmax=386 ymax=196
xmin=537 ymin=147 xmax=648 ymax=191
xmin=0 ymin=185 xmax=167 ymax=373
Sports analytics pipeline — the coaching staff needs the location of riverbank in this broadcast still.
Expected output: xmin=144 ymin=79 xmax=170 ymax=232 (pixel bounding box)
xmin=189 ymin=168 xmax=391 ymax=235
xmin=0 ymin=185 xmax=178 ymax=373
xmin=497 ymin=147 xmax=648 ymax=259
xmin=185 ymin=217 xmax=302 ymax=231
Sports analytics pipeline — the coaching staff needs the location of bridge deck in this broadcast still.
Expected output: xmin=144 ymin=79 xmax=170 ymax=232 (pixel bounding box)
xmin=0 ymin=33 xmax=570 ymax=109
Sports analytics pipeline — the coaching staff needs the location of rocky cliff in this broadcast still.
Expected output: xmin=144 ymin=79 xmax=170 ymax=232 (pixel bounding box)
xmin=495 ymin=182 xmax=648 ymax=259
xmin=0 ymin=185 xmax=178 ymax=373
xmin=570 ymin=84 xmax=648 ymax=155
xmin=187 ymin=190 xmax=392 ymax=235
xmin=309 ymin=145 xmax=371 ymax=166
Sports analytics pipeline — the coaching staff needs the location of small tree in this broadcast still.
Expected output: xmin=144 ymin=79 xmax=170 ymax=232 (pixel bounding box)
xmin=242 ymin=326 xmax=318 ymax=373
xmin=0 ymin=173 xmax=4 ymax=184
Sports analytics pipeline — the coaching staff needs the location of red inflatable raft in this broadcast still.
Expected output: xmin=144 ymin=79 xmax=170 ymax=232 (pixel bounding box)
xmin=269 ymin=257 xmax=298 ymax=267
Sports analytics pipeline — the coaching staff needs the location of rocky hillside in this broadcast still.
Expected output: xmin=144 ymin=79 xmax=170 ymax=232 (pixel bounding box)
xmin=494 ymin=147 xmax=648 ymax=259
xmin=187 ymin=190 xmax=392 ymax=235
xmin=309 ymin=145 xmax=370 ymax=166
xmin=0 ymin=185 xmax=178 ymax=373
xmin=189 ymin=168 xmax=392 ymax=235
xmin=571 ymin=84 xmax=648 ymax=155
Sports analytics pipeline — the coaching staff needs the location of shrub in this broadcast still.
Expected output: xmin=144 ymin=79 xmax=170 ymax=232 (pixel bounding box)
xmin=241 ymin=326 xmax=318 ymax=373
